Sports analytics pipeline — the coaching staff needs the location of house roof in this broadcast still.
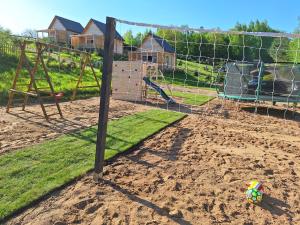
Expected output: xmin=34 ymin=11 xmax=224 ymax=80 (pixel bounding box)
xmin=88 ymin=19 xmax=124 ymax=41
xmin=145 ymin=34 xmax=175 ymax=53
xmin=49 ymin=16 xmax=84 ymax=33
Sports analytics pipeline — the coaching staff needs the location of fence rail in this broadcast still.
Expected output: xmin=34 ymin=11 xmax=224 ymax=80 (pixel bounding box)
xmin=0 ymin=43 xmax=19 ymax=56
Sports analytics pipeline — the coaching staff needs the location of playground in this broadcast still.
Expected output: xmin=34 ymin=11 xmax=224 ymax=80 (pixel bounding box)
xmin=4 ymin=99 xmax=300 ymax=225
xmin=1 ymin=13 xmax=300 ymax=225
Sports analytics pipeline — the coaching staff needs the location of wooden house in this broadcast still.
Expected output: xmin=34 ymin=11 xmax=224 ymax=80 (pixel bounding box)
xmin=37 ymin=16 xmax=84 ymax=44
xmin=71 ymin=19 xmax=124 ymax=54
xmin=128 ymin=34 xmax=176 ymax=70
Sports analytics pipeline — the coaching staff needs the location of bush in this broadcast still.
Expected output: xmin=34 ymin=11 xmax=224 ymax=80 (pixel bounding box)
xmin=0 ymin=26 xmax=12 ymax=45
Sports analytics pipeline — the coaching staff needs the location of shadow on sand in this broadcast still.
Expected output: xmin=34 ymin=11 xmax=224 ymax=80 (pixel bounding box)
xmin=102 ymin=179 xmax=192 ymax=225
xmin=241 ymin=106 xmax=300 ymax=122
xmin=259 ymin=194 xmax=293 ymax=220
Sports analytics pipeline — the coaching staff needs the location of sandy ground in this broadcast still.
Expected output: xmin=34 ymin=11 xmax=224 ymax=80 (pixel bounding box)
xmin=0 ymin=97 xmax=151 ymax=154
xmin=3 ymin=98 xmax=300 ymax=225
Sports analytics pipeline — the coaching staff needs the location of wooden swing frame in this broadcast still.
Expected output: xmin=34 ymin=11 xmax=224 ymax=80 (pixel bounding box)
xmin=71 ymin=53 xmax=101 ymax=101
xmin=6 ymin=40 xmax=101 ymax=120
xmin=6 ymin=41 xmax=63 ymax=120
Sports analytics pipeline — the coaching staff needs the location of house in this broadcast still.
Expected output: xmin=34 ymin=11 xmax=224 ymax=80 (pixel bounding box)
xmin=128 ymin=33 xmax=176 ymax=69
xmin=37 ymin=16 xmax=84 ymax=44
xmin=71 ymin=19 xmax=124 ymax=54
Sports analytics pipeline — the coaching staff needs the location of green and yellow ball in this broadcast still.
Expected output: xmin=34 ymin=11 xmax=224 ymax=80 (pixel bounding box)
xmin=246 ymin=188 xmax=263 ymax=204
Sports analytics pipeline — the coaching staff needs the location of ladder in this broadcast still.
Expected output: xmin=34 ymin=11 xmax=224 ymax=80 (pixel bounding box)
xmin=71 ymin=53 xmax=101 ymax=101
xmin=6 ymin=41 xmax=63 ymax=120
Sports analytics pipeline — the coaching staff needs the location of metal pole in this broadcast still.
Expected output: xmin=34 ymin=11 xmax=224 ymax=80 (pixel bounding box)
xmin=94 ymin=17 xmax=116 ymax=181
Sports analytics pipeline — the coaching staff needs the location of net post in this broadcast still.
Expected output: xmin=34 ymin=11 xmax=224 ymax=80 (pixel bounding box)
xmin=94 ymin=17 xmax=116 ymax=182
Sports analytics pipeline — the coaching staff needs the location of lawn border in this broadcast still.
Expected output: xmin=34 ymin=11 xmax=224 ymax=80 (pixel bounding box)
xmin=1 ymin=112 xmax=187 ymax=223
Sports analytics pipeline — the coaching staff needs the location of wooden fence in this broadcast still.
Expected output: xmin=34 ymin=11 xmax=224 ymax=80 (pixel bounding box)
xmin=0 ymin=43 xmax=19 ymax=56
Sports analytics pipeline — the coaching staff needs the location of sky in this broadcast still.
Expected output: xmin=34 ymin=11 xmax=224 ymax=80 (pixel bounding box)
xmin=0 ymin=0 xmax=300 ymax=35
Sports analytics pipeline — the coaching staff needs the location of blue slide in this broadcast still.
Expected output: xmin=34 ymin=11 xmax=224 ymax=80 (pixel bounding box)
xmin=143 ymin=77 xmax=176 ymax=104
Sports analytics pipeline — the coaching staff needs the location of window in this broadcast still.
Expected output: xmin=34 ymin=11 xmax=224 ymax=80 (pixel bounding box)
xmin=142 ymin=54 xmax=157 ymax=63
xmin=165 ymin=56 xmax=170 ymax=65
xmin=87 ymin=39 xmax=94 ymax=44
xmin=152 ymin=56 xmax=157 ymax=63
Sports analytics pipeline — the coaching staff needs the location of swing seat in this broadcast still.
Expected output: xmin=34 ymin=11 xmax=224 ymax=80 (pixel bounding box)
xmin=54 ymin=92 xmax=64 ymax=101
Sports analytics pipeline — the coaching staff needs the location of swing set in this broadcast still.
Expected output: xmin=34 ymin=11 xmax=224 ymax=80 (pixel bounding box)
xmin=6 ymin=40 xmax=101 ymax=120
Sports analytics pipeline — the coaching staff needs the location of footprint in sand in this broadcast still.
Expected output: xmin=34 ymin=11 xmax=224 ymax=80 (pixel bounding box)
xmin=86 ymin=203 xmax=103 ymax=214
xmin=74 ymin=199 xmax=94 ymax=210
xmin=263 ymin=169 xmax=274 ymax=176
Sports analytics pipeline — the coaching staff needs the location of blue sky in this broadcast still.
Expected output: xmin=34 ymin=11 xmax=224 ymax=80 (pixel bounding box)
xmin=0 ymin=0 xmax=300 ymax=34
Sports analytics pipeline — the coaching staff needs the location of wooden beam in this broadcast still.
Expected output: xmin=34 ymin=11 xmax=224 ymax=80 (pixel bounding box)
xmin=87 ymin=55 xmax=101 ymax=89
xmin=94 ymin=17 xmax=116 ymax=181
xmin=71 ymin=55 xmax=88 ymax=101
xmin=6 ymin=42 xmax=26 ymax=112
xmin=40 ymin=48 xmax=63 ymax=118
xmin=13 ymin=39 xmax=88 ymax=55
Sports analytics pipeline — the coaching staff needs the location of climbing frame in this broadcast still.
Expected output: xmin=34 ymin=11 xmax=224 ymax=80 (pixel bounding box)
xmin=71 ymin=53 xmax=101 ymax=101
xmin=6 ymin=41 xmax=63 ymax=120
xmin=112 ymin=61 xmax=146 ymax=101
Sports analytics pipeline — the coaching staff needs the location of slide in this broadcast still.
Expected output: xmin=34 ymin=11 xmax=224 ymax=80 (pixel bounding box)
xmin=143 ymin=77 xmax=176 ymax=104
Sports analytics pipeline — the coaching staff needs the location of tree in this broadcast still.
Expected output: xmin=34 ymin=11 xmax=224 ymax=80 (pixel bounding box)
xmin=0 ymin=26 xmax=13 ymax=44
xmin=294 ymin=16 xmax=300 ymax=34
xmin=123 ymin=30 xmax=149 ymax=47
xmin=288 ymin=38 xmax=300 ymax=63
xmin=22 ymin=29 xmax=37 ymax=38
xmin=124 ymin=20 xmax=289 ymax=64
xmin=288 ymin=17 xmax=300 ymax=63
xmin=123 ymin=30 xmax=137 ymax=46
xmin=269 ymin=38 xmax=290 ymax=62
xmin=231 ymin=20 xmax=280 ymax=62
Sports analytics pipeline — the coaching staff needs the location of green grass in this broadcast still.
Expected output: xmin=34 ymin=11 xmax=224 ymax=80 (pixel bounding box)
xmin=149 ymin=89 xmax=214 ymax=105
xmin=0 ymin=53 xmax=102 ymax=105
xmin=158 ymin=59 xmax=218 ymax=90
xmin=160 ymin=72 xmax=216 ymax=90
xmin=0 ymin=109 xmax=184 ymax=221
xmin=170 ymin=91 xmax=215 ymax=105
xmin=0 ymin=53 xmax=218 ymax=106
xmin=177 ymin=59 xmax=216 ymax=76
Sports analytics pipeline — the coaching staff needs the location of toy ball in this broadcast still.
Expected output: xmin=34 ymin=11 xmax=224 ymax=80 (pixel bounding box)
xmin=246 ymin=188 xmax=263 ymax=203
xmin=248 ymin=180 xmax=264 ymax=192
xmin=246 ymin=180 xmax=264 ymax=204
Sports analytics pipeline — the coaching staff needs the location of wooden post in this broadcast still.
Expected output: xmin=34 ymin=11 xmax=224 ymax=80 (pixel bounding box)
xmin=71 ymin=54 xmax=88 ymax=101
xmin=94 ymin=17 xmax=116 ymax=181
xmin=6 ymin=42 xmax=26 ymax=112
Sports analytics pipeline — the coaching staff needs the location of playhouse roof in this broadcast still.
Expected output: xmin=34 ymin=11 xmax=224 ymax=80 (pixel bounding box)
xmin=88 ymin=19 xmax=124 ymax=41
xmin=148 ymin=34 xmax=175 ymax=53
xmin=49 ymin=16 xmax=84 ymax=33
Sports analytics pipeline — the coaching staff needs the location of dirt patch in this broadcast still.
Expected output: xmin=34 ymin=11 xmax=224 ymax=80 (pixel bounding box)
xmin=5 ymin=100 xmax=300 ymax=224
xmin=0 ymin=97 xmax=150 ymax=154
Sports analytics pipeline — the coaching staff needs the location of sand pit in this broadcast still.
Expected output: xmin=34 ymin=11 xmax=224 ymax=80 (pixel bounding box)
xmin=0 ymin=97 xmax=150 ymax=154
xmin=3 ymin=99 xmax=299 ymax=225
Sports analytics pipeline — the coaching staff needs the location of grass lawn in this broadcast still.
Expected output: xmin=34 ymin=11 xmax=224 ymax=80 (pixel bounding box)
xmin=0 ymin=109 xmax=185 ymax=221
xmin=170 ymin=90 xmax=215 ymax=105
xmin=177 ymin=59 xmax=216 ymax=77
xmin=159 ymin=59 xmax=218 ymax=90
xmin=162 ymin=71 xmax=214 ymax=90
xmin=148 ymin=88 xmax=215 ymax=106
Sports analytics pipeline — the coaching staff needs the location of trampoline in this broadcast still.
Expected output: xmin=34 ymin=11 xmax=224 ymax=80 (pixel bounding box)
xmin=217 ymin=61 xmax=300 ymax=103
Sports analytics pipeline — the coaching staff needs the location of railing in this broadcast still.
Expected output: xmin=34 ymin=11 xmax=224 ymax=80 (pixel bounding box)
xmin=75 ymin=44 xmax=96 ymax=49
xmin=0 ymin=43 xmax=19 ymax=56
